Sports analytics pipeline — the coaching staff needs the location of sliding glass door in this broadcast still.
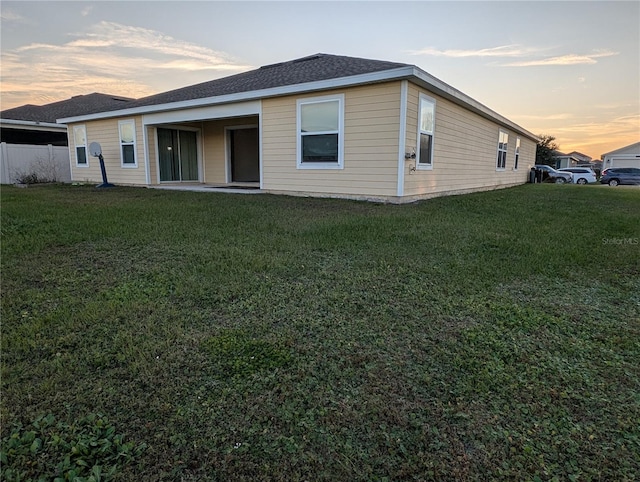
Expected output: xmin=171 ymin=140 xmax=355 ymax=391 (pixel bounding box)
xmin=158 ymin=128 xmax=198 ymax=182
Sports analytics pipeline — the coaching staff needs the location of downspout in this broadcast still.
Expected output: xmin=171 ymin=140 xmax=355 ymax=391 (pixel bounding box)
xmin=397 ymin=80 xmax=408 ymax=198
xmin=259 ymin=100 xmax=264 ymax=189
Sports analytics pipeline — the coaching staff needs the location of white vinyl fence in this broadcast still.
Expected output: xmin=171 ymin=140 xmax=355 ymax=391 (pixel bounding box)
xmin=0 ymin=142 xmax=71 ymax=184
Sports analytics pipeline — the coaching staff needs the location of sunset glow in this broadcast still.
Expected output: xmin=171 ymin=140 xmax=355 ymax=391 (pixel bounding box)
xmin=1 ymin=1 xmax=638 ymax=159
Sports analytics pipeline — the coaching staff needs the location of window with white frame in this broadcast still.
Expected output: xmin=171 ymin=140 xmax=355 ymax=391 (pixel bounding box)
xmin=73 ymin=125 xmax=87 ymax=166
xmin=417 ymin=95 xmax=435 ymax=168
xmin=514 ymin=137 xmax=521 ymax=170
xmin=119 ymin=119 xmax=136 ymax=167
xmin=496 ymin=130 xmax=508 ymax=170
xmin=297 ymin=94 xmax=344 ymax=169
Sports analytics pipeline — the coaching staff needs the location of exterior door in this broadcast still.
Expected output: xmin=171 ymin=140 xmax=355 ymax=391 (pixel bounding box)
xmin=230 ymin=128 xmax=259 ymax=183
xmin=158 ymin=128 xmax=198 ymax=182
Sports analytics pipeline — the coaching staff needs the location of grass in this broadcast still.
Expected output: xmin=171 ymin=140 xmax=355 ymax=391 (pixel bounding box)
xmin=1 ymin=183 xmax=639 ymax=481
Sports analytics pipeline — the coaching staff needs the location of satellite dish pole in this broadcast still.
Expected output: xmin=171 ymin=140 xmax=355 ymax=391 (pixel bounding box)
xmin=89 ymin=142 xmax=115 ymax=188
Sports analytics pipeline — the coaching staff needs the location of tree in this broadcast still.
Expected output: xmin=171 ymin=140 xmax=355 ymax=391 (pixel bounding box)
xmin=536 ymin=135 xmax=560 ymax=166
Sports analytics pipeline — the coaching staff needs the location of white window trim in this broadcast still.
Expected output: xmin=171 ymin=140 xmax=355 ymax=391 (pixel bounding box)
xmin=416 ymin=93 xmax=436 ymax=171
xmin=119 ymin=119 xmax=137 ymax=168
xmin=73 ymin=125 xmax=88 ymax=167
xmin=296 ymin=94 xmax=345 ymax=170
xmin=496 ymin=129 xmax=508 ymax=171
xmin=514 ymin=136 xmax=521 ymax=171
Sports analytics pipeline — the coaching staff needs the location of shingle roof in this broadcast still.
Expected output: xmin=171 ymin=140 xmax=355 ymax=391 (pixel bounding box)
xmin=49 ymin=53 xmax=538 ymax=142
xmin=0 ymin=93 xmax=134 ymax=123
xmin=125 ymin=53 xmax=409 ymax=108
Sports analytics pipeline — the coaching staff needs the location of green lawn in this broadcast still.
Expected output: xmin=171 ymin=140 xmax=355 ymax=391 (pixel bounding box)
xmin=1 ymin=184 xmax=639 ymax=481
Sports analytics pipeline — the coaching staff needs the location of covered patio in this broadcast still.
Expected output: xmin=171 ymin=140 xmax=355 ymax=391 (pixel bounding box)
xmin=141 ymin=101 xmax=261 ymax=188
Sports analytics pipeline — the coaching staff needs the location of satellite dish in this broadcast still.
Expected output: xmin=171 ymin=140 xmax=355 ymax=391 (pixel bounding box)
xmin=89 ymin=142 xmax=102 ymax=157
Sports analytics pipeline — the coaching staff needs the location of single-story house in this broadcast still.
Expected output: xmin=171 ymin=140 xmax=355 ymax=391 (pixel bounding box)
xmin=566 ymin=151 xmax=592 ymax=164
xmin=602 ymin=142 xmax=640 ymax=170
xmin=59 ymin=54 xmax=538 ymax=203
xmin=552 ymin=151 xmax=581 ymax=169
xmin=0 ymin=93 xmax=133 ymax=184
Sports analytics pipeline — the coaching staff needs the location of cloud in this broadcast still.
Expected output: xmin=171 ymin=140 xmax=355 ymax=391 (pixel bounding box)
xmin=554 ymin=115 xmax=639 ymax=136
xmin=1 ymin=21 xmax=254 ymax=109
xmin=516 ymin=113 xmax=575 ymax=121
xmin=408 ymin=44 xmax=538 ymax=58
xmin=0 ymin=9 xmax=25 ymax=22
xmin=502 ymin=50 xmax=618 ymax=67
xmin=527 ymin=114 xmax=640 ymax=158
xmin=409 ymin=44 xmax=619 ymax=68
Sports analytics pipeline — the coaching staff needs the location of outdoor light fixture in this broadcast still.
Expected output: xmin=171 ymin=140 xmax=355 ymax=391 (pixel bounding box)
xmin=405 ymin=148 xmax=416 ymax=160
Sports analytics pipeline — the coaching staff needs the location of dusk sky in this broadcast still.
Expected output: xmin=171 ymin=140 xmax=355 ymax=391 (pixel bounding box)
xmin=1 ymin=1 xmax=638 ymax=159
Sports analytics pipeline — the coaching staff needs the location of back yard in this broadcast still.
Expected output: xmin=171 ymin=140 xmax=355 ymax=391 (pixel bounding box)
xmin=1 ymin=184 xmax=639 ymax=480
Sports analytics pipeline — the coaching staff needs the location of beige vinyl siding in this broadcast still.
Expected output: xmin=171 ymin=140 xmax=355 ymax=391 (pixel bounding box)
xmin=404 ymin=84 xmax=535 ymax=197
xmin=69 ymin=117 xmax=146 ymax=185
xmin=518 ymin=137 xmax=536 ymax=170
xmin=262 ymin=83 xmax=401 ymax=197
xmin=201 ymin=116 xmax=258 ymax=184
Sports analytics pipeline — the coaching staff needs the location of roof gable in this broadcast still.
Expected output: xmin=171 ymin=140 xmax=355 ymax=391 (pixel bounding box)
xmin=602 ymin=141 xmax=640 ymax=157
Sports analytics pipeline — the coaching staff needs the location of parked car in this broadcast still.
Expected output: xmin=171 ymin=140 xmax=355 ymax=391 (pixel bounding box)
xmin=533 ymin=165 xmax=573 ymax=184
xmin=600 ymin=167 xmax=640 ymax=186
xmin=559 ymin=167 xmax=597 ymax=185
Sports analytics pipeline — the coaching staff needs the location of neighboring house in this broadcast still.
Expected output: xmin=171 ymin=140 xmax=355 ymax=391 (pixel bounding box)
xmin=59 ymin=54 xmax=538 ymax=203
xmin=566 ymin=151 xmax=592 ymax=165
xmin=1 ymin=93 xmax=133 ymax=184
xmin=602 ymin=142 xmax=640 ymax=169
xmin=552 ymin=151 xmax=581 ymax=169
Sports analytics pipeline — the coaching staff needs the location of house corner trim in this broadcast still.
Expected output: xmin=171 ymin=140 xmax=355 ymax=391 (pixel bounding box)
xmin=397 ymin=80 xmax=408 ymax=197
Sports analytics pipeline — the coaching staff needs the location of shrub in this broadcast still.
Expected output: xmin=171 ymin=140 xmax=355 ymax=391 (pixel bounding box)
xmin=14 ymin=171 xmax=41 ymax=185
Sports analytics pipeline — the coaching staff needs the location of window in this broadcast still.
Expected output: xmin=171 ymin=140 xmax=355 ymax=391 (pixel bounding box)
xmin=497 ymin=130 xmax=508 ymax=170
xmin=514 ymin=137 xmax=521 ymax=170
xmin=297 ymin=94 xmax=344 ymax=169
xmin=73 ymin=125 xmax=87 ymax=166
xmin=417 ymin=94 xmax=435 ymax=168
xmin=119 ymin=120 xmax=136 ymax=167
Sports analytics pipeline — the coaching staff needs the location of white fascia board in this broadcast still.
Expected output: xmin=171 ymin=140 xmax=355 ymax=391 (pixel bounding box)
xmin=409 ymin=67 xmax=539 ymax=142
xmin=142 ymin=100 xmax=260 ymax=125
xmin=57 ymin=66 xmax=415 ymax=124
xmin=0 ymin=118 xmax=67 ymax=131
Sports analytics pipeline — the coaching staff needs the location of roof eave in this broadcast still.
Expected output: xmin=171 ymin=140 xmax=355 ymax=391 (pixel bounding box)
xmin=0 ymin=118 xmax=67 ymax=131
xmin=409 ymin=67 xmax=539 ymax=142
